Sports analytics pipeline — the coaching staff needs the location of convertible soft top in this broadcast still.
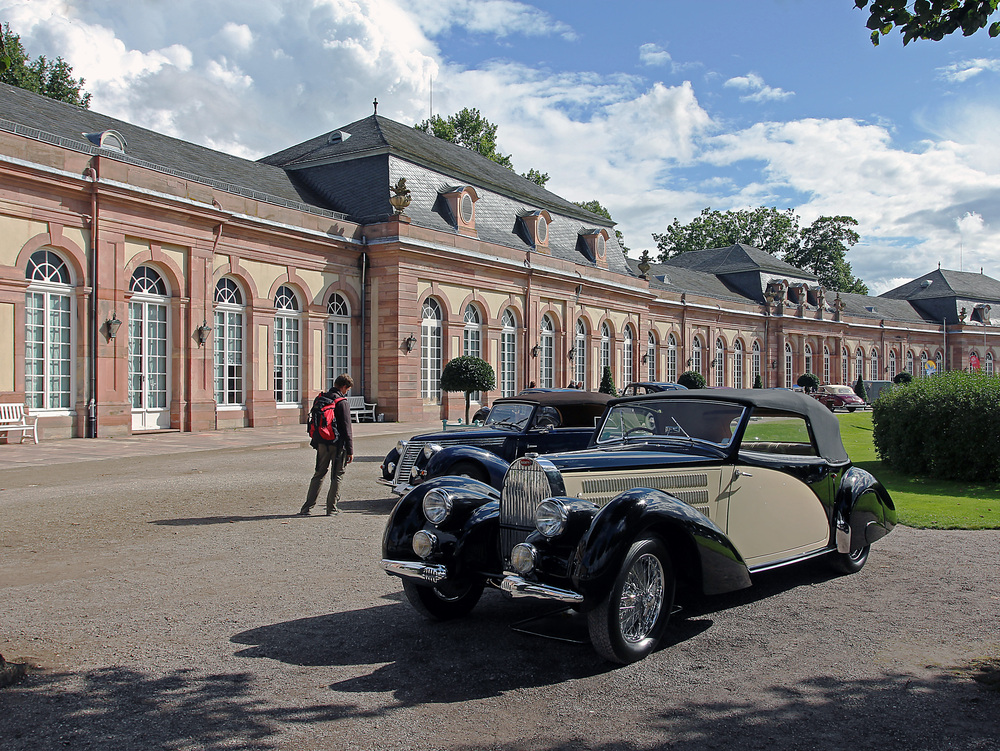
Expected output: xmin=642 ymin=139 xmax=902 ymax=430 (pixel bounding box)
xmin=495 ymin=391 xmax=613 ymax=409
xmin=612 ymin=388 xmax=850 ymax=464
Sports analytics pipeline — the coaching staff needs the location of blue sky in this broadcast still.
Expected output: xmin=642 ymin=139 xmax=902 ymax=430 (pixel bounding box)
xmin=4 ymin=0 xmax=999 ymax=293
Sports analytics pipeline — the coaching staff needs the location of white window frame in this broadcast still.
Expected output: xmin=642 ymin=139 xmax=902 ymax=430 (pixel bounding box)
xmin=751 ymin=340 xmax=761 ymax=386
xmin=500 ymin=309 xmax=518 ymax=397
xmin=600 ymin=322 xmax=611 ymax=377
xmin=540 ymin=314 xmax=555 ymax=388
xmin=732 ymin=339 xmax=743 ymax=388
xmin=274 ymin=285 xmax=300 ymax=405
xmin=823 ymin=346 xmax=831 ymax=385
xmin=421 ymin=298 xmax=443 ymax=403
xmin=714 ymin=338 xmax=725 ymax=388
xmin=784 ymin=343 xmax=793 ymax=389
xmin=464 ymin=304 xmax=483 ymax=401
xmin=647 ymin=331 xmax=657 ymax=381
xmin=623 ymin=325 xmax=634 ymax=386
xmin=25 ymin=250 xmax=75 ymax=412
xmin=667 ymin=334 xmax=677 ymax=382
xmin=214 ymin=277 xmax=245 ymax=407
xmin=575 ymin=319 xmax=587 ymax=387
xmin=326 ymin=293 xmax=351 ymax=388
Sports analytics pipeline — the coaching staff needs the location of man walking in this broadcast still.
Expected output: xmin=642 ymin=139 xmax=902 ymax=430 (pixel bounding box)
xmin=299 ymin=373 xmax=354 ymax=516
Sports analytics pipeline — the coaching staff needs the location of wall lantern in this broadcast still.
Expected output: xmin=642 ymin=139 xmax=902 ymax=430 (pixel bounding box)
xmin=195 ymin=319 xmax=214 ymax=347
xmin=403 ymin=334 xmax=417 ymax=353
xmin=771 ymin=360 xmax=778 ymax=370
xmin=686 ymin=358 xmax=693 ymax=367
xmin=106 ymin=311 xmax=123 ymax=341
xmin=641 ymin=353 xmax=649 ymax=364
xmin=567 ymin=347 xmax=576 ymax=361
xmin=531 ymin=344 xmax=540 ymax=358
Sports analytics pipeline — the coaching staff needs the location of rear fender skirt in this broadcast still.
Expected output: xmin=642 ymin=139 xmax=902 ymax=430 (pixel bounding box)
xmin=568 ymin=488 xmax=751 ymax=606
xmin=833 ymin=467 xmax=898 ymax=553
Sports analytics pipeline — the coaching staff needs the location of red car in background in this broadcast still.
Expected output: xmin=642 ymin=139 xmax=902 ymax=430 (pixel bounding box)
xmin=812 ymin=384 xmax=866 ymax=412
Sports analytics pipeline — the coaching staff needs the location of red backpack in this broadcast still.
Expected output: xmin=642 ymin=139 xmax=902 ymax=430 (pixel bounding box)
xmin=307 ymin=393 xmax=344 ymax=442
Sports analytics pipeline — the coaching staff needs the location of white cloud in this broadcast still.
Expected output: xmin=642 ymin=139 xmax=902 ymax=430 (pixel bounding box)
xmin=723 ymin=72 xmax=793 ymax=103
xmin=218 ymin=22 xmax=253 ymax=53
xmin=639 ymin=43 xmax=672 ymax=67
xmin=403 ymin=0 xmax=575 ymax=39
xmin=938 ymin=57 xmax=1000 ymax=82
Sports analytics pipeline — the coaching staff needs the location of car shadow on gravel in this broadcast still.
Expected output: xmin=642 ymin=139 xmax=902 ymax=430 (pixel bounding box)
xmin=231 ymin=594 xmax=615 ymax=705
xmin=0 ymin=665 xmax=347 ymax=751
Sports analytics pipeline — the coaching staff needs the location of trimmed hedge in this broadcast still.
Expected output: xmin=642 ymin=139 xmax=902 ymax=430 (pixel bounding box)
xmin=872 ymin=370 xmax=1000 ymax=481
xmin=678 ymin=370 xmax=706 ymax=389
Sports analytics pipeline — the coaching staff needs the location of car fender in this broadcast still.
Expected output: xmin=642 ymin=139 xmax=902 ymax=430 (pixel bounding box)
xmin=568 ymin=488 xmax=751 ymax=607
xmin=423 ymin=444 xmax=511 ymax=487
xmin=382 ymin=475 xmax=500 ymax=580
xmin=833 ymin=466 xmax=897 ymax=553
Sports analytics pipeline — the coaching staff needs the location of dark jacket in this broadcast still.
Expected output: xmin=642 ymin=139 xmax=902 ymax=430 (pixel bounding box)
xmin=310 ymin=391 xmax=354 ymax=454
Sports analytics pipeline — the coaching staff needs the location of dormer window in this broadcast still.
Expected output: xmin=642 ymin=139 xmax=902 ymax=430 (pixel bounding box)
xmin=578 ymin=228 xmax=609 ymax=268
xmin=519 ymin=209 xmax=552 ymax=251
xmin=439 ymin=186 xmax=479 ymax=237
xmin=327 ymin=130 xmax=351 ymax=144
xmin=83 ymin=130 xmax=127 ymax=152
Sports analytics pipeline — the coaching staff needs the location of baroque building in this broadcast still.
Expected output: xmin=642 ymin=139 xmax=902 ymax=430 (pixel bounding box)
xmin=1 ymin=82 xmax=997 ymax=440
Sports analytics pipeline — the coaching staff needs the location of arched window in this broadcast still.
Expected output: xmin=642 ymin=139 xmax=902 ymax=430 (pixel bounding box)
xmin=751 ymin=341 xmax=761 ymax=386
xmin=273 ymin=286 xmax=300 ymax=404
xmin=326 ymin=293 xmax=351 ymax=387
xmin=987 ymin=352 xmax=994 ymax=376
xmin=714 ymin=338 xmax=725 ymax=388
xmin=804 ymin=343 xmax=813 ymax=377
xmin=732 ymin=340 xmax=743 ymax=388
xmin=647 ymin=331 xmax=657 ymax=381
xmin=539 ymin=314 xmax=555 ymax=388
xmin=906 ymin=350 xmax=914 ymax=375
xmin=214 ymin=277 xmax=245 ymax=406
xmin=600 ymin=322 xmax=611 ymax=377
xmin=920 ymin=351 xmax=928 ymax=379
xmin=692 ymin=336 xmax=703 ymax=375
xmin=888 ymin=350 xmax=897 ymax=380
xmin=464 ymin=304 xmax=483 ymax=401
xmin=842 ymin=346 xmax=850 ymax=384
xmin=869 ymin=348 xmax=879 ymax=381
xmin=421 ymin=298 xmax=443 ymax=402
xmin=667 ymin=334 xmax=677 ymax=382
xmin=934 ymin=350 xmax=944 ymax=374
xmin=856 ymin=348 xmax=864 ymax=383
xmin=500 ymin=309 xmax=518 ymax=397
xmin=128 ymin=266 xmax=169 ymax=423
xmin=25 ymin=250 xmax=73 ymax=410
xmin=623 ymin=325 xmax=634 ymax=386
xmin=784 ymin=342 xmax=793 ymax=388
xmin=822 ymin=346 xmax=831 ymax=384
xmin=574 ymin=319 xmax=587 ymax=387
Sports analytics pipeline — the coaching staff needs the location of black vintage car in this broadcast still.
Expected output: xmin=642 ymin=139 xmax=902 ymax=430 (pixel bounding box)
xmin=378 ymin=391 xmax=612 ymax=495
xmin=381 ymin=389 xmax=897 ymax=664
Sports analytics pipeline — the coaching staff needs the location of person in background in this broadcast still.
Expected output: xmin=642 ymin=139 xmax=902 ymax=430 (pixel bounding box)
xmin=299 ymin=373 xmax=354 ymax=516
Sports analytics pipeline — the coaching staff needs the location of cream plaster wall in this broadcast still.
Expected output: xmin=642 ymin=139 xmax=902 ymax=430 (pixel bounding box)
xmin=214 ymin=255 xmax=229 ymax=274
xmin=0 ymin=302 xmax=13 ymax=391
xmin=298 ymin=269 xmax=329 ymax=306
xmin=0 ymin=215 xmax=48 ymax=266
xmin=242 ymin=260 xmax=283 ymax=301
xmin=124 ymin=237 xmax=150 ymax=267
xmin=161 ymin=243 xmax=188 ymax=279
xmin=63 ymin=226 xmax=89 ymax=254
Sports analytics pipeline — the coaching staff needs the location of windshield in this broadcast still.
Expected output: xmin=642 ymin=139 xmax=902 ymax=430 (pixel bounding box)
xmin=484 ymin=402 xmax=534 ymax=430
xmin=596 ymin=399 xmax=747 ymax=448
xmin=826 ymin=386 xmax=856 ymax=395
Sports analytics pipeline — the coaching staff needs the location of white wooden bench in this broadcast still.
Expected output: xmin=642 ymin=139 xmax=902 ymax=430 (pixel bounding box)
xmin=347 ymin=395 xmax=376 ymax=422
xmin=0 ymin=404 xmax=38 ymax=444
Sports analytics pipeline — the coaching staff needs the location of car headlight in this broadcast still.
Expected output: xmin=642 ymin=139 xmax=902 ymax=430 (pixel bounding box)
xmin=412 ymin=530 xmax=438 ymax=559
xmin=422 ymin=443 xmax=442 ymax=460
xmin=422 ymin=488 xmax=454 ymax=525
xmin=510 ymin=543 xmax=536 ymax=574
xmin=386 ymin=461 xmax=396 ymax=475
xmin=396 ymin=440 xmax=408 ymax=454
xmin=535 ymin=500 xmax=568 ymax=538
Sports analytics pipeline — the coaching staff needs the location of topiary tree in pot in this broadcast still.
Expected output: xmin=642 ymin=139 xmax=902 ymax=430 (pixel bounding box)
xmin=752 ymin=374 xmax=763 ymax=389
xmin=440 ymin=356 xmax=496 ymax=423
xmin=678 ymin=370 xmax=706 ymax=389
xmin=797 ymin=372 xmax=820 ymax=392
xmin=853 ymin=374 xmax=868 ymax=402
xmin=599 ymin=366 xmax=618 ymax=397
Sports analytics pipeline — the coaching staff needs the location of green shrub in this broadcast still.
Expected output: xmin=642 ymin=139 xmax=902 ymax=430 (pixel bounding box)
xmin=872 ymin=370 xmax=1000 ymax=481
xmin=797 ymin=372 xmax=820 ymax=392
xmin=678 ymin=370 xmax=706 ymax=389
xmin=440 ymin=356 xmax=496 ymax=423
xmin=752 ymin=374 xmax=763 ymax=389
xmin=599 ymin=366 xmax=618 ymax=397
xmin=893 ymin=371 xmax=913 ymax=385
xmin=853 ymin=375 xmax=868 ymax=402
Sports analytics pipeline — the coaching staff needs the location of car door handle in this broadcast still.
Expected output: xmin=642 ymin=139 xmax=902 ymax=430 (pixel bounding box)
xmin=735 ymin=469 xmax=753 ymax=477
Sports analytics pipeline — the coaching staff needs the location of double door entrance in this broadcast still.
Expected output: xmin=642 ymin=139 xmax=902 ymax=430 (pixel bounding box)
xmin=128 ymin=298 xmax=170 ymax=431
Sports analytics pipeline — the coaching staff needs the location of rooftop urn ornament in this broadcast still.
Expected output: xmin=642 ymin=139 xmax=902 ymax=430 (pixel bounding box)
xmin=389 ymin=177 xmax=411 ymax=215
xmin=637 ymin=250 xmax=652 ymax=280
xmin=960 ymin=306 xmax=968 ymax=324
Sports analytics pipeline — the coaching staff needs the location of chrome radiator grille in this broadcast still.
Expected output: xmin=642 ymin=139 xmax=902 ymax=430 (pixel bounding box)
xmin=394 ymin=441 xmax=426 ymax=485
xmin=499 ymin=459 xmax=553 ymax=555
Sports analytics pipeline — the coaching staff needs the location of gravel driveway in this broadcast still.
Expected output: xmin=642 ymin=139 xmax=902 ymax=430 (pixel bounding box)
xmin=1 ymin=433 xmax=997 ymax=750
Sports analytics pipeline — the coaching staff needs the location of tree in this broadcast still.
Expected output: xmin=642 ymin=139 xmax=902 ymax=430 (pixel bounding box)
xmin=598 ymin=366 xmax=618 ymax=397
xmin=573 ymin=199 xmax=629 ymax=253
xmin=653 ymin=207 xmax=801 ymax=260
xmin=853 ymin=374 xmax=869 ymax=402
xmin=677 ymin=370 xmax=706 ymax=389
xmin=416 ymin=108 xmax=549 ymax=186
xmin=797 ymin=372 xmax=820 ymax=392
xmin=893 ymin=371 xmax=913 ymax=385
xmin=752 ymin=374 xmax=763 ymax=389
xmin=0 ymin=24 xmax=91 ymax=108
xmin=440 ymin=356 xmax=496 ymax=423
xmin=785 ymin=216 xmax=869 ymax=294
xmin=856 ymin=0 xmax=1000 ymax=46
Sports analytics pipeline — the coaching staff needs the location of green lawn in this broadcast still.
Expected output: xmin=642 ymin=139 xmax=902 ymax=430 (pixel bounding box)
xmin=837 ymin=411 xmax=1000 ymax=530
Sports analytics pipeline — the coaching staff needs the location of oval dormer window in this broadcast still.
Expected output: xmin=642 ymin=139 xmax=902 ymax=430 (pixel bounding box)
xmin=597 ymin=235 xmax=606 ymax=259
xmin=536 ymin=215 xmax=548 ymax=244
xmin=460 ymin=192 xmax=474 ymax=224
xmin=83 ymin=130 xmax=127 ymax=152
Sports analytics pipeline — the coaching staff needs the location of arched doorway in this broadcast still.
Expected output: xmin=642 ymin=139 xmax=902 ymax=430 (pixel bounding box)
xmin=128 ymin=265 xmax=171 ymax=430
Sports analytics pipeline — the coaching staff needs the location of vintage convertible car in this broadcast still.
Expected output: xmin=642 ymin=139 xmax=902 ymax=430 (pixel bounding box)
xmin=381 ymin=389 xmax=896 ymax=664
xmin=378 ymin=391 xmax=612 ymax=495
xmin=811 ymin=384 xmax=866 ymax=412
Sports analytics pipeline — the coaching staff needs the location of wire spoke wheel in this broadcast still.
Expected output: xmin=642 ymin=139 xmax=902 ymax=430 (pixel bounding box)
xmin=619 ymin=553 xmax=665 ymax=642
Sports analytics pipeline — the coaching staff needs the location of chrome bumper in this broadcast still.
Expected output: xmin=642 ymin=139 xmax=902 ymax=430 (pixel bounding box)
xmin=376 ymin=478 xmax=414 ymax=496
xmin=382 ymin=559 xmax=448 ymax=584
xmin=500 ymin=575 xmax=584 ymax=604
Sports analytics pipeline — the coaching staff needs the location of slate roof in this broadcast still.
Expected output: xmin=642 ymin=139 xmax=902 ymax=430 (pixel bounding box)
xmin=880 ymin=268 xmax=1000 ymax=302
xmin=660 ymin=244 xmax=816 ymax=280
xmin=0 ymin=82 xmax=342 ymax=218
xmin=627 ymin=259 xmax=750 ymax=303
